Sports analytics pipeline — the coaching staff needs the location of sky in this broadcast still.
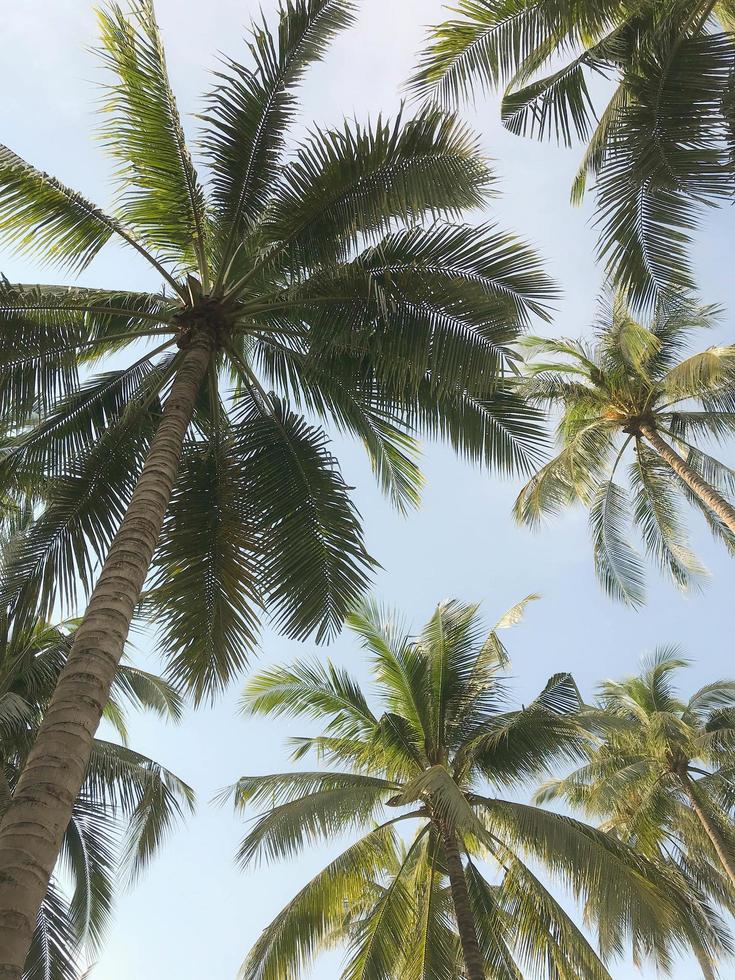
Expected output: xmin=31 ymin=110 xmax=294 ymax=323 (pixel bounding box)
xmin=2 ymin=1 xmax=735 ymax=978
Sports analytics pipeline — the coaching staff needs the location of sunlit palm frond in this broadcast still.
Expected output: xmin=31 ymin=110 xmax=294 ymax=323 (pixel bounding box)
xmin=96 ymin=0 xmax=210 ymax=272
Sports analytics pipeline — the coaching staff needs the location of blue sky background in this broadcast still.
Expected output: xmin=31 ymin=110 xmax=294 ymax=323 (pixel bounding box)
xmin=2 ymin=2 xmax=734 ymax=978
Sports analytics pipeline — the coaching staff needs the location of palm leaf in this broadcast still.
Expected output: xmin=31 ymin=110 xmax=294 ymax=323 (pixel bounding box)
xmin=233 ymin=391 xmax=375 ymax=642
xmin=203 ymin=0 xmax=356 ymax=260
xmin=145 ymin=432 xmax=263 ymax=702
xmin=590 ymin=479 xmax=645 ymax=606
xmin=96 ymin=0 xmax=210 ymax=272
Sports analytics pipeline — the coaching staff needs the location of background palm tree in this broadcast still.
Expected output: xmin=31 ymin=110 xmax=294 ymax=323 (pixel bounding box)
xmin=411 ymin=0 xmax=735 ymax=307
xmin=226 ymin=598 xmax=724 ymax=980
xmin=0 ymin=613 xmax=194 ymax=980
xmin=537 ymin=651 xmax=735 ymax=927
xmin=514 ymin=292 xmax=735 ymax=605
xmin=0 ymin=0 xmax=555 ymax=967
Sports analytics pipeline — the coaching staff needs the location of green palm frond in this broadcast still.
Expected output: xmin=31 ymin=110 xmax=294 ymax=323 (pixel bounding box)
xmin=110 ymin=663 xmax=184 ymax=722
xmin=96 ymin=0 xmax=210 ymax=273
xmin=234 ymin=778 xmax=393 ymax=868
xmin=486 ymin=856 xmax=612 ymax=980
xmin=630 ymin=447 xmax=707 ymax=591
xmin=24 ymin=880 xmax=81 ymax=980
xmin=1 ymin=403 xmax=160 ymax=618
xmin=409 ymin=0 xmax=563 ymax=106
xmin=252 ymin=109 xmax=494 ymax=279
xmin=233 ymin=392 xmax=374 ymax=644
xmin=239 ymin=823 xmax=399 ymax=980
xmin=590 ymin=478 xmax=646 ymax=606
xmin=145 ymin=433 xmax=263 ymax=703
xmin=414 ymin=1 xmax=735 ymax=306
xmin=342 ymin=827 xmax=428 ymax=980
xmin=202 ymin=0 xmax=356 ymax=263
xmin=0 ymin=146 xmax=126 ymax=273
xmin=242 ymin=658 xmax=377 ymax=738
xmin=84 ymin=739 xmax=194 ymax=884
xmin=60 ymin=799 xmax=116 ymax=951
xmin=479 ymin=797 xmax=724 ymax=968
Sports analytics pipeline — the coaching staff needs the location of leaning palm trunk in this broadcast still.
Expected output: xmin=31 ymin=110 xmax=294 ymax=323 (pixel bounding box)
xmin=441 ymin=826 xmax=486 ymax=980
xmin=678 ymin=773 xmax=735 ymax=889
xmin=0 ymin=335 xmax=212 ymax=978
xmin=639 ymin=422 xmax=735 ymax=535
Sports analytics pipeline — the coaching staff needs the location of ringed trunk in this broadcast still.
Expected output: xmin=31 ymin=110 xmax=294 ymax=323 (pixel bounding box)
xmin=679 ymin=773 xmax=735 ymax=889
xmin=0 ymin=335 xmax=213 ymax=978
xmin=441 ymin=826 xmax=485 ymax=980
xmin=639 ymin=423 xmax=735 ymax=535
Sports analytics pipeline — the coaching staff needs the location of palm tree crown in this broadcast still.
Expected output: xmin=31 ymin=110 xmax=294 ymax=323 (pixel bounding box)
xmin=227 ymin=598 xmax=724 ymax=980
xmin=0 ymin=0 xmax=554 ymax=695
xmin=412 ymin=0 xmax=735 ymax=307
xmin=0 ymin=614 xmax=193 ymax=980
xmin=515 ymin=293 xmax=735 ymax=605
xmin=538 ymin=651 xmax=735 ymax=920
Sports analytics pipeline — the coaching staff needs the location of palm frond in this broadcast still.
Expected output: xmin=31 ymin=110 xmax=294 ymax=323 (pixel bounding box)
xmin=409 ymin=1 xmax=560 ymax=106
xmin=146 ymin=433 xmax=263 ymax=703
xmin=0 ymin=146 xmax=123 ymax=272
xmin=630 ymin=446 xmax=707 ymax=591
xmin=84 ymin=739 xmax=194 ymax=885
xmin=203 ymin=0 xmax=356 ymax=258
xmin=233 ymin=391 xmax=374 ymax=642
xmin=242 ymin=658 xmax=376 ymax=738
xmin=590 ymin=479 xmax=646 ymax=606
xmin=240 ymin=822 xmax=398 ymax=980
xmin=253 ymin=109 xmax=494 ymax=278
xmin=96 ymin=0 xmax=210 ymax=272
xmin=25 ymin=880 xmax=82 ymax=980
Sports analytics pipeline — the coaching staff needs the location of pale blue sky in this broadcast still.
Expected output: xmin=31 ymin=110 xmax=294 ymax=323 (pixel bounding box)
xmin=2 ymin=2 xmax=734 ymax=978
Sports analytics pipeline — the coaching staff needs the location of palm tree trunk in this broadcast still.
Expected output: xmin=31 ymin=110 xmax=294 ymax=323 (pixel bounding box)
xmin=679 ymin=773 xmax=735 ymax=889
xmin=639 ymin=422 xmax=735 ymax=535
xmin=0 ymin=334 xmax=213 ymax=979
xmin=441 ymin=826 xmax=485 ymax=980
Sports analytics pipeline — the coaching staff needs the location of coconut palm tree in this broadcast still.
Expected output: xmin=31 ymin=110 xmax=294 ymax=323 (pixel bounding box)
xmin=514 ymin=292 xmax=735 ymax=605
xmin=226 ymin=598 xmax=725 ymax=980
xmin=0 ymin=613 xmax=194 ymax=980
xmin=411 ymin=0 xmax=735 ymax=308
xmin=0 ymin=0 xmax=555 ymax=967
xmin=537 ymin=650 xmax=735 ymax=913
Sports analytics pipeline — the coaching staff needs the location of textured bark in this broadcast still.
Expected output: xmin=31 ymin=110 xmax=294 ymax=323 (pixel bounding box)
xmin=679 ymin=773 xmax=735 ymax=889
xmin=0 ymin=336 xmax=212 ymax=978
xmin=441 ymin=826 xmax=485 ymax=980
xmin=639 ymin=423 xmax=735 ymax=535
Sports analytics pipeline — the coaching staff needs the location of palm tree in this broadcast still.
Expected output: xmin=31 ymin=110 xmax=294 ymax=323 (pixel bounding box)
xmin=537 ymin=650 xmax=735 ymax=913
xmin=226 ymin=598 xmax=724 ymax=980
xmin=514 ymin=292 xmax=735 ymax=605
xmin=0 ymin=613 xmax=194 ymax=980
xmin=411 ymin=0 xmax=735 ymax=307
xmin=0 ymin=0 xmax=556 ymax=966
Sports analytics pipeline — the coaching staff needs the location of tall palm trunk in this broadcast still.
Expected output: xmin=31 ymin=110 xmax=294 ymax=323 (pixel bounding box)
xmin=678 ymin=772 xmax=735 ymax=889
xmin=639 ymin=422 xmax=735 ymax=535
xmin=441 ymin=826 xmax=485 ymax=980
xmin=0 ymin=334 xmax=213 ymax=978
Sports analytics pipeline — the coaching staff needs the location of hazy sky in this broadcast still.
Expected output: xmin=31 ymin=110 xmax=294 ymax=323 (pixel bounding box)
xmin=2 ymin=2 xmax=734 ymax=978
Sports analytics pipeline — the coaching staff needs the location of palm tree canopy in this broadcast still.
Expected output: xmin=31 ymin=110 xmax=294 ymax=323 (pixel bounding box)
xmin=0 ymin=0 xmax=556 ymax=703
xmin=226 ymin=598 xmax=726 ymax=979
xmin=537 ymin=650 xmax=735 ymax=925
xmin=412 ymin=0 xmax=735 ymax=308
xmin=515 ymin=292 xmax=735 ymax=604
xmin=0 ymin=614 xmax=194 ymax=980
